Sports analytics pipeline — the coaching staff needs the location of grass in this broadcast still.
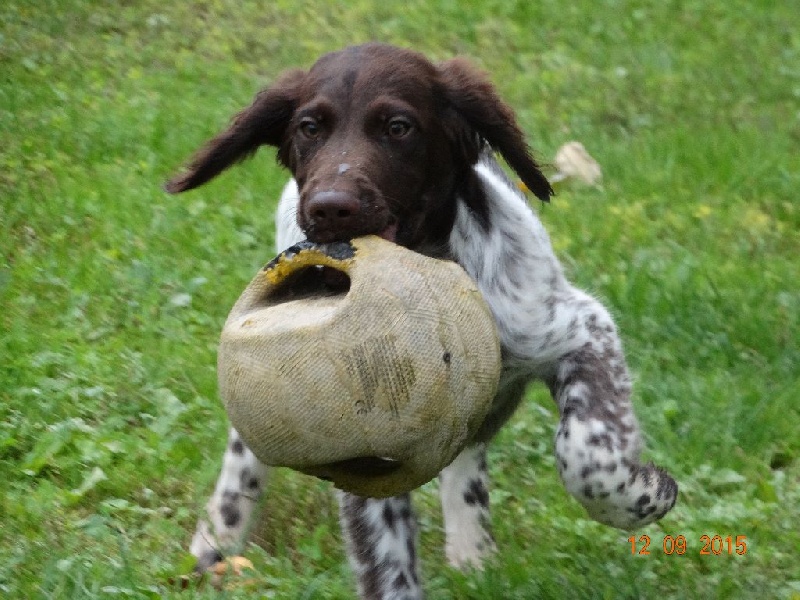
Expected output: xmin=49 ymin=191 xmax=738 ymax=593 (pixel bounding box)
xmin=1 ymin=0 xmax=798 ymax=598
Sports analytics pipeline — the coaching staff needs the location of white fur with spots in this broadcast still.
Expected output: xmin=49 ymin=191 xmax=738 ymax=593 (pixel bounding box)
xmin=187 ymin=155 xmax=677 ymax=597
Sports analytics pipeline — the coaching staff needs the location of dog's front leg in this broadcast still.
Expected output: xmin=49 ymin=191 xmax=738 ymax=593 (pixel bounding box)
xmin=546 ymin=296 xmax=678 ymax=528
xmin=190 ymin=427 xmax=269 ymax=570
xmin=338 ymin=492 xmax=423 ymax=600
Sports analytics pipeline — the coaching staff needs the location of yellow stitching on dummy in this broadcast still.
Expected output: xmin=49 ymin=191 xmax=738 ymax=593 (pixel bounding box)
xmin=264 ymin=248 xmax=354 ymax=286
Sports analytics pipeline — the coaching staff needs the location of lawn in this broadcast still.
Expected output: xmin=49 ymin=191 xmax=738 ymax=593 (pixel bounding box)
xmin=1 ymin=1 xmax=798 ymax=598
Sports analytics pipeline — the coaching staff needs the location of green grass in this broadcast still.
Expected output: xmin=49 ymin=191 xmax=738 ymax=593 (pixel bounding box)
xmin=2 ymin=0 xmax=799 ymax=598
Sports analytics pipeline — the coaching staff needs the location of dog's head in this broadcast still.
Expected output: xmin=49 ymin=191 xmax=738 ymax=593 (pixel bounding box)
xmin=166 ymin=43 xmax=551 ymax=249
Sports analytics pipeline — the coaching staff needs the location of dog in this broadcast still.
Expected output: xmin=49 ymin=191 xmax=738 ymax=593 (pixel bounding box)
xmin=166 ymin=42 xmax=677 ymax=600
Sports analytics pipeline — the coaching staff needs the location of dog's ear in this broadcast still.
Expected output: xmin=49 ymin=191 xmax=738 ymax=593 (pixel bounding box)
xmin=437 ymin=58 xmax=553 ymax=202
xmin=165 ymin=69 xmax=306 ymax=194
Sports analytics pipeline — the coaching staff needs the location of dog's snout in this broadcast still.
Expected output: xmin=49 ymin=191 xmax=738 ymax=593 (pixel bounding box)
xmin=304 ymin=190 xmax=362 ymax=241
xmin=307 ymin=190 xmax=360 ymax=221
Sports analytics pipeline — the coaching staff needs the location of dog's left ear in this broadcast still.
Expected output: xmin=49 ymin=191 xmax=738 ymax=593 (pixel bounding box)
xmin=437 ymin=58 xmax=553 ymax=202
xmin=165 ymin=68 xmax=306 ymax=194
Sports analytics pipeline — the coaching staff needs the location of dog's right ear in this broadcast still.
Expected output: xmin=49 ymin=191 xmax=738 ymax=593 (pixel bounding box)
xmin=164 ymin=69 xmax=306 ymax=194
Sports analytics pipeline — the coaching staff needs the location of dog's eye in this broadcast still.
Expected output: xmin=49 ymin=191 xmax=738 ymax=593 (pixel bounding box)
xmin=387 ymin=117 xmax=412 ymax=139
xmin=299 ymin=118 xmax=321 ymax=139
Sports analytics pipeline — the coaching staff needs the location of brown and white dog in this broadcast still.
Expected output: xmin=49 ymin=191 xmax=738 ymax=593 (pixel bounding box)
xmin=167 ymin=43 xmax=677 ymax=600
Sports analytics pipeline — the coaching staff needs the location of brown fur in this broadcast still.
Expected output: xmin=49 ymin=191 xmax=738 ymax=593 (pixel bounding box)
xmin=166 ymin=43 xmax=552 ymax=251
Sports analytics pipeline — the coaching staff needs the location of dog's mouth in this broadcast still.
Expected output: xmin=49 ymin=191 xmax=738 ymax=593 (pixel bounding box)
xmin=302 ymin=215 xmax=399 ymax=245
xmin=378 ymin=217 xmax=399 ymax=243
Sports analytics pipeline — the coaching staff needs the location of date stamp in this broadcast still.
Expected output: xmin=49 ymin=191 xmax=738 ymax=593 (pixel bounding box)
xmin=628 ymin=535 xmax=748 ymax=556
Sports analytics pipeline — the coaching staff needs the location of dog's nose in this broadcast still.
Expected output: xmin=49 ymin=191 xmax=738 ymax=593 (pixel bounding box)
xmin=305 ymin=190 xmax=361 ymax=235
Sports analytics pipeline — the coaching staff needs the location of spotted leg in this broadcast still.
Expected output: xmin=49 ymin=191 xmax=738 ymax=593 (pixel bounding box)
xmin=338 ymin=492 xmax=423 ymax=600
xmin=547 ymin=302 xmax=678 ymax=529
xmin=189 ymin=182 xmax=301 ymax=570
xmin=190 ymin=427 xmax=269 ymax=570
xmin=438 ymin=444 xmax=496 ymax=569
